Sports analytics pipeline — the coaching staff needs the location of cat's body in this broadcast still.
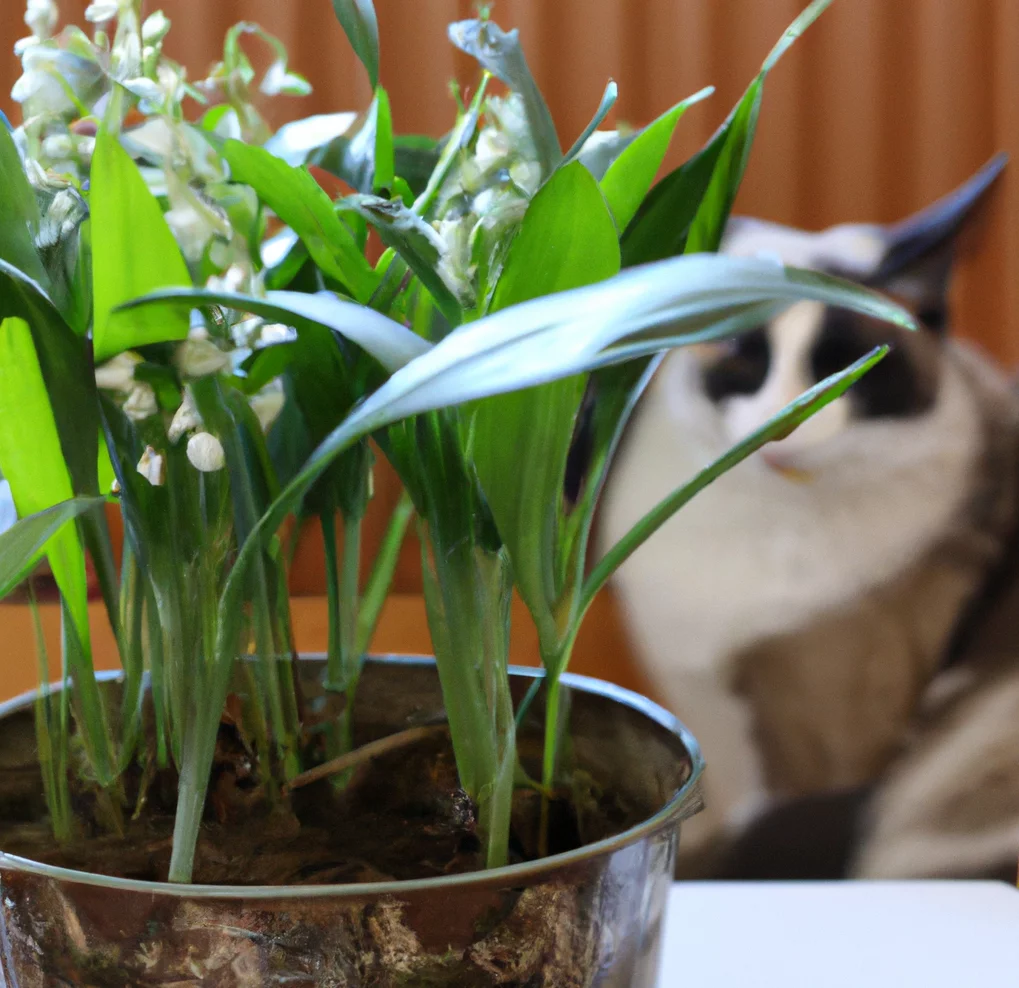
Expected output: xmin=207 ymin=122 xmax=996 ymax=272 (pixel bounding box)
xmin=599 ymin=157 xmax=1019 ymax=878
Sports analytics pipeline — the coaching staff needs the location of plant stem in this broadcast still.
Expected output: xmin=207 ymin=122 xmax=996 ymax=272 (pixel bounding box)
xmin=356 ymin=490 xmax=413 ymax=655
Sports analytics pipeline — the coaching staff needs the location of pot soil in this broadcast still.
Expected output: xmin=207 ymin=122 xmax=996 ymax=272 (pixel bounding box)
xmin=0 ymin=657 xmax=702 ymax=987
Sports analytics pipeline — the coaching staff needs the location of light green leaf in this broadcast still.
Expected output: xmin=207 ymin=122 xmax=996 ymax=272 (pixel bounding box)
xmin=118 ymin=286 xmax=430 ymax=372
xmin=600 ymin=86 xmax=713 ymax=231
xmin=373 ymin=87 xmax=394 ymax=193
xmin=449 ymin=19 xmax=562 ymax=178
xmin=90 ymin=129 xmax=191 ymax=362
xmin=0 ymin=497 xmax=104 ymax=600
xmin=562 ymin=81 xmax=618 ymax=164
xmin=331 ymin=0 xmax=380 ymax=89
xmin=222 ymin=140 xmax=378 ymax=302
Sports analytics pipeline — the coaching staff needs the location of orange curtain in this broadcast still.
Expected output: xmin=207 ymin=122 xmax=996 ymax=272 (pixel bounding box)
xmin=2 ymin=0 xmax=1018 ymax=597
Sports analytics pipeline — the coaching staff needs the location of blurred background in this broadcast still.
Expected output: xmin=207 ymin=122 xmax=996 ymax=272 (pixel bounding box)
xmin=2 ymin=0 xmax=1017 ymax=696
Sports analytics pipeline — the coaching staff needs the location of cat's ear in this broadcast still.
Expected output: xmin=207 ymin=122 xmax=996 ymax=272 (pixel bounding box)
xmin=869 ymin=153 xmax=1008 ymax=331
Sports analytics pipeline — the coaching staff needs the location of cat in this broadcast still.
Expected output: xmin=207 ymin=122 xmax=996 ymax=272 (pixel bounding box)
xmin=598 ymin=154 xmax=1019 ymax=879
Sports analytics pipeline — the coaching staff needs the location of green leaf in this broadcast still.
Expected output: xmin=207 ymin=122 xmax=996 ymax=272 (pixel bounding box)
xmin=0 ymin=260 xmax=98 ymax=495
xmin=331 ymin=0 xmax=380 ymax=89
xmin=581 ymin=342 xmax=887 ymax=616
xmin=622 ymin=0 xmax=834 ymax=264
xmin=449 ymin=19 xmax=562 ymax=178
xmin=222 ymin=140 xmax=378 ymax=303
xmin=341 ymin=194 xmax=463 ymax=325
xmin=0 ymin=497 xmax=103 ymax=600
xmin=0 ymin=125 xmax=46 ymax=285
xmin=476 ymin=162 xmax=620 ymax=654
xmin=600 ymin=86 xmax=713 ymax=231
xmin=373 ymin=87 xmax=394 ymax=193
xmin=118 ymin=286 xmax=430 ymax=372
xmin=90 ymin=129 xmax=192 ymax=362
xmin=562 ymin=81 xmax=617 ymax=164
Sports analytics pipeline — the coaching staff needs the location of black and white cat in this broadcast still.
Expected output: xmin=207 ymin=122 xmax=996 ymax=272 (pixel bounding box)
xmin=599 ymin=155 xmax=1019 ymax=879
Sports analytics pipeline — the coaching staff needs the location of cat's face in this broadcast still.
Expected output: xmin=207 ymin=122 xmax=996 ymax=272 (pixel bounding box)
xmin=683 ymin=155 xmax=1006 ymax=479
xmin=704 ymin=219 xmax=944 ymax=477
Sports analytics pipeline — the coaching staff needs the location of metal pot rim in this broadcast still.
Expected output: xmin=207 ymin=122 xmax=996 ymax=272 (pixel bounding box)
xmin=0 ymin=655 xmax=703 ymax=899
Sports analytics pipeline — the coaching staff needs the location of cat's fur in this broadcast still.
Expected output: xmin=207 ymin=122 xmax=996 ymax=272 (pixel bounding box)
xmin=598 ymin=155 xmax=1019 ymax=879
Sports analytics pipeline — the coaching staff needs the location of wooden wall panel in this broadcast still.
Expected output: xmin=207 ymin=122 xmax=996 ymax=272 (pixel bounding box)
xmin=2 ymin=0 xmax=1017 ymax=620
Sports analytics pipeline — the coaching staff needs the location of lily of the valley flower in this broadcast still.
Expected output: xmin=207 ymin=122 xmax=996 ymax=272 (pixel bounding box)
xmin=24 ymin=0 xmax=58 ymax=42
xmin=167 ymin=388 xmax=201 ymax=443
xmin=142 ymin=11 xmax=171 ymax=44
xmin=94 ymin=352 xmax=142 ymax=392
xmin=83 ymin=1 xmax=120 ymax=23
xmin=123 ymin=383 xmax=158 ymax=422
xmin=249 ymin=381 xmax=285 ymax=433
xmin=174 ymin=335 xmax=232 ymax=378
xmin=260 ymin=60 xmax=312 ymax=98
xmin=186 ymin=432 xmax=225 ymax=472
xmin=136 ymin=445 xmax=165 ymax=486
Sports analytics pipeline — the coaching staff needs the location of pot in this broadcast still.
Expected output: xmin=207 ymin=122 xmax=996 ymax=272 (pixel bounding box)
xmin=0 ymin=657 xmax=702 ymax=987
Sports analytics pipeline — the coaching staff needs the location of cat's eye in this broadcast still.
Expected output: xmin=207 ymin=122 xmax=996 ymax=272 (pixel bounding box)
xmin=703 ymin=328 xmax=770 ymax=402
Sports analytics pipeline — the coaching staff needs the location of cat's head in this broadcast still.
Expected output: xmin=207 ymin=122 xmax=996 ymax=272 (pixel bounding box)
xmin=692 ymin=154 xmax=1006 ymax=478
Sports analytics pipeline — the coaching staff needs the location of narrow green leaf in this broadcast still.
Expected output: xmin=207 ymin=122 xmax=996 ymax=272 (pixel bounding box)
xmin=0 ymin=124 xmax=46 ymax=284
xmin=600 ymin=87 xmax=713 ymax=231
xmin=580 ymin=343 xmax=886 ymax=616
xmin=90 ymin=129 xmax=191 ymax=362
xmin=373 ymin=87 xmax=394 ymax=193
xmin=331 ymin=0 xmax=380 ymax=89
xmin=562 ymin=81 xmax=618 ymax=165
xmin=449 ymin=19 xmax=562 ymax=178
xmin=222 ymin=140 xmax=378 ymax=302
xmin=0 ymin=497 xmax=103 ymax=600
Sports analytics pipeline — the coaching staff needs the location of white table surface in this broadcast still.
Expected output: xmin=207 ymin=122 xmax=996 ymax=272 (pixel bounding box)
xmin=659 ymin=881 xmax=1019 ymax=986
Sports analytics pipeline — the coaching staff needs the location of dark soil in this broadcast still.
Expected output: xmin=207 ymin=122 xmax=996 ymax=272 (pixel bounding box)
xmin=0 ymin=702 xmax=643 ymax=886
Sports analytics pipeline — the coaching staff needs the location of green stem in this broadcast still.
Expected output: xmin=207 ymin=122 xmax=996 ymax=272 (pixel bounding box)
xmin=322 ymin=510 xmax=342 ymax=687
xmin=356 ymin=490 xmax=413 ymax=656
xmin=339 ymin=513 xmax=361 ymax=686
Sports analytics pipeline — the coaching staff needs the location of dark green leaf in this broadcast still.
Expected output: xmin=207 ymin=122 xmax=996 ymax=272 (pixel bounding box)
xmin=331 ymin=0 xmax=380 ymax=89
xmin=222 ymin=140 xmax=378 ymax=302
xmin=0 ymin=124 xmax=46 ymax=284
xmin=91 ymin=129 xmax=191 ymax=361
xmin=394 ymin=135 xmax=442 ymax=198
xmin=0 ymin=497 xmax=103 ymax=600
xmin=449 ymin=19 xmax=561 ymax=178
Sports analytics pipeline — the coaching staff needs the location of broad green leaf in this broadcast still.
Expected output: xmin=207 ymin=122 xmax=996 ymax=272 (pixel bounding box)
xmin=90 ymin=129 xmax=191 ymax=362
xmin=600 ymin=87 xmax=713 ymax=231
xmin=0 ymin=259 xmax=98 ymax=495
xmin=581 ymin=344 xmax=888 ymax=617
xmin=0 ymin=318 xmax=112 ymax=782
xmin=274 ymin=256 xmax=915 ymax=550
xmin=449 ymin=19 xmax=562 ymax=178
xmin=0 ymin=497 xmax=104 ymax=600
xmin=622 ymin=0 xmax=834 ymax=264
xmin=0 ymin=125 xmax=46 ymax=284
xmin=331 ymin=0 xmax=380 ymax=89
xmin=222 ymin=140 xmax=378 ymax=302
xmin=118 ymin=286 xmax=430 ymax=372
xmin=562 ymin=81 xmax=617 ymax=164
xmin=342 ymin=194 xmax=463 ymax=324
xmin=476 ymin=162 xmax=620 ymax=653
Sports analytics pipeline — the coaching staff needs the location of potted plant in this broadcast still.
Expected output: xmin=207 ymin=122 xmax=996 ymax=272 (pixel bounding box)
xmin=0 ymin=0 xmax=914 ymax=982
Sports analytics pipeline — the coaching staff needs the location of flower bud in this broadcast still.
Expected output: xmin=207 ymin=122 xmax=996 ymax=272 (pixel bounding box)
xmin=187 ymin=432 xmax=225 ymax=472
xmin=167 ymin=388 xmax=201 ymax=443
xmin=94 ymin=352 xmax=141 ymax=393
xmin=136 ymin=446 xmax=165 ymax=486
xmin=174 ymin=337 xmax=231 ymax=378
xmin=123 ymin=382 xmax=158 ymax=422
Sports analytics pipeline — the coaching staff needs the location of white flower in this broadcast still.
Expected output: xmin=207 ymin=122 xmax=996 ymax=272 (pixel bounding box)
xmin=40 ymin=133 xmax=73 ymax=161
xmin=122 ymin=76 xmax=164 ymax=106
xmin=84 ymin=1 xmax=120 ymax=23
xmin=249 ymin=381 xmax=285 ymax=433
xmin=187 ymin=432 xmax=225 ymax=472
xmin=174 ymin=337 xmax=231 ymax=378
xmin=163 ymin=200 xmax=218 ymax=262
xmin=24 ymin=0 xmax=58 ymax=40
xmin=167 ymin=388 xmax=201 ymax=443
xmin=136 ymin=446 xmax=165 ymax=486
xmin=36 ymin=186 xmax=87 ymax=248
xmin=474 ymin=126 xmax=512 ymax=174
xmin=123 ymin=383 xmax=158 ymax=421
xmin=205 ymin=263 xmax=252 ymax=295
xmin=260 ymin=60 xmax=312 ymax=98
xmin=94 ymin=352 xmax=141 ymax=392
xmin=255 ymin=323 xmax=296 ymax=348
xmin=142 ymin=10 xmax=170 ymax=44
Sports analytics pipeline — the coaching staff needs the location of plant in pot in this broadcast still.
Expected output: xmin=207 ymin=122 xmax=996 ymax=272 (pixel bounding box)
xmin=0 ymin=0 xmax=915 ymax=982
